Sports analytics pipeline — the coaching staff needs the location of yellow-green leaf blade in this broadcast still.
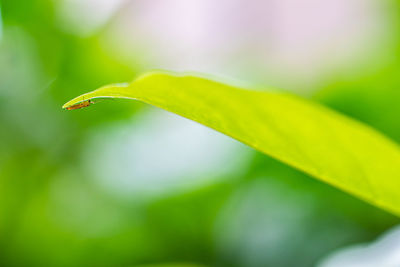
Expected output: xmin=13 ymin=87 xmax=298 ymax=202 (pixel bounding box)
xmin=63 ymin=71 xmax=400 ymax=216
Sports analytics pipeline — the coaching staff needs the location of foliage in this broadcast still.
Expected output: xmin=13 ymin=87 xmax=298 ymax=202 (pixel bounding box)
xmin=64 ymin=71 xmax=400 ymax=216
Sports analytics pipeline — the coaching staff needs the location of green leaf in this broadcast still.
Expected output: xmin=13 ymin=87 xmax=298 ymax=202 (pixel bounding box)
xmin=63 ymin=71 xmax=400 ymax=216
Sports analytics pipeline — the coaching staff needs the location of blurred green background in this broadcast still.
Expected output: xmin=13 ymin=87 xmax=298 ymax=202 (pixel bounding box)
xmin=1 ymin=0 xmax=400 ymax=266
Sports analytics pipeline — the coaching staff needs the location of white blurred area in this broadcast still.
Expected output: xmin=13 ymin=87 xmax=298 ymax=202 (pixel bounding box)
xmin=215 ymin=178 xmax=317 ymax=267
xmin=319 ymin=225 xmax=400 ymax=267
xmin=57 ymin=0 xmax=394 ymax=90
xmin=56 ymin=0 xmax=128 ymax=35
xmin=82 ymin=109 xmax=251 ymax=200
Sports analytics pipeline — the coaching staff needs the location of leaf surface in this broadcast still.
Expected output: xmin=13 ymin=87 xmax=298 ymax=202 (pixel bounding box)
xmin=63 ymin=71 xmax=400 ymax=216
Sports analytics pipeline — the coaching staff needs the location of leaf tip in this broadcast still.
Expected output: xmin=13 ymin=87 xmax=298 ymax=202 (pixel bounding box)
xmin=63 ymin=99 xmax=92 ymax=111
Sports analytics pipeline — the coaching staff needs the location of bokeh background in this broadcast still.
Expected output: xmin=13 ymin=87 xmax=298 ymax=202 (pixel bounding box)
xmin=1 ymin=0 xmax=400 ymax=266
